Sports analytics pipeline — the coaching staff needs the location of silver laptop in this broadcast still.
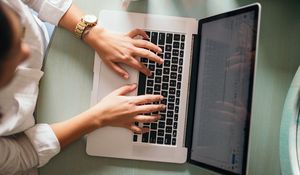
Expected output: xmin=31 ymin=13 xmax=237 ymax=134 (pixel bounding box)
xmin=87 ymin=3 xmax=261 ymax=175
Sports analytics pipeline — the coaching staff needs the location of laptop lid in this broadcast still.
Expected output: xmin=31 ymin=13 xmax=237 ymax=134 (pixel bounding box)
xmin=186 ymin=4 xmax=261 ymax=175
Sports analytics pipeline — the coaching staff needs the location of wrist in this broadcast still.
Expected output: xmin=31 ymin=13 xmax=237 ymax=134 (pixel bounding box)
xmin=83 ymin=26 xmax=106 ymax=47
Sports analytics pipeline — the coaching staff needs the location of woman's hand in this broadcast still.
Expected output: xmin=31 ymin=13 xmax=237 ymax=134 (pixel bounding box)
xmin=86 ymin=84 xmax=165 ymax=133
xmin=84 ymin=27 xmax=163 ymax=79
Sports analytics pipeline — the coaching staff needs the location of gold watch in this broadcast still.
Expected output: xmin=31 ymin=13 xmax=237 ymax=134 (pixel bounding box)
xmin=74 ymin=14 xmax=98 ymax=39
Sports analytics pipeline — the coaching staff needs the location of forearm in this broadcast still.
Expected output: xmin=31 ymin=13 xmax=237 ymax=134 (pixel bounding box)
xmin=50 ymin=110 xmax=103 ymax=149
xmin=58 ymin=4 xmax=84 ymax=34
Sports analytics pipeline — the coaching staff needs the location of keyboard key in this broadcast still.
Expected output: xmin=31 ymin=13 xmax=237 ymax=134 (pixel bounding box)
xmin=158 ymin=122 xmax=165 ymax=128
xmin=150 ymin=131 xmax=157 ymax=143
xmin=151 ymin=32 xmax=158 ymax=44
xmin=168 ymin=95 xmax=175 ymax=102
xmin=166 ymin=45 xmax=172 ymax=52
xmin=174 ymin=114 xmax=178 ymax=121
xmin=177 ymin=82 xmax=181 ymax=89
xmin=180 ymin=42 xmax=185 ymax=50
xmin=156 ymin=62 xmax=162 ymax=68
xmin=181 ymin=35 xmax=185 ymax=42
xmin=161 ymin=99 xmax=167 ymax=106
xmin=176 ymin=90 xmax=180 ymax=97
xmin=172 ymin=57 xmax=178 ymax=64
xmin=170 ymin=72 xmax=177 ymax=79
xmin=162 ymin=75 xmax=169 ymax=82
xmin=164 ymin=60 xmax=171 ymax=67
xmin=147 ymin=79 xmax=154 ymax=86
xmin=179 ymin=66 xmax=182 ymax=73
xmin=162 ymin=83 xmax=168 ymax=90
xmin=159 ymin=46 xmax=164 ymax=53
xmin=170 ymin=80 xmax=176 ymax=87
xmin=160 ymin=113 xmax=166 ymax=120
xmin=142 ymin=132 xmax=149 ymax=142
xmin=146 ymin=87 xmax=153 ymax=94
xmin=154 ymin=84 xmax=161 ymax=91
xmin=178 ymin=74 xmax=182 ymax=81
xmin=167 ymin=111 xmax=173 ymax=118
xmin=165 ymin=52 xmax=171 ymax=59
xmin=166 ymin=33 xmax=173 ymax=44
xmin=163 ymin=68 xmax=170 ymax=74
xmin=180 ymin=50 xmax=184 ymax=57
xmin=156 ymin=68 xmax=162 ymax=76
xmin=172 ymin=49 xmax=179 ymax=56
xmin=172 ymin=138 xmax=176 ymax=145
xmin=176 ymin=98 xmax=180 ymax=105
xmin=166 ymin=126 xmax=172 ymax=133
xmin=141 ymin=57 xmax=148 ymax=63
xmin=171 ymin=65 xmax=177 ymax=72
xmin=158 ymin=33 xmax=165 ymax=45
xmin=168 ymin=103 xmax=174 ymax=110
xmin=158 ymin=129 xmax=164 ymax=136
xmin=173 ymin=42 xmax=179 ymax=48
xmin=151 ymin=123 xmax=158 ymax=130
xmin=155 ymin=77 xmax=162 ymax=83
xmin=167 ymin=119 xmax=173 ymax=125
xmin=175 ymin=106 xmax=179 ymax=113
xmin=162 ymin=91 xmax=168 ymax=97
xmin=169 ymin=88 xmax=176 ymax=95
xmin=179 ymin=58 xmax=183 ymax=65
xmin=157 ymin=137 xmax=164 ymax=144
xmin=174 ymin=34 xmax=180 ymax=41
xmin=165 ymin=134 xmax=171 ymax=145
xmin=133 ymin=134 xmax=138 ymax=142
xmin=149 ymin=64 xmax=155 ymax=71
xmin=173 ymin=130 xmax=177 ymax=137
xmin=174 ymin=122 xmax=178 ymax=129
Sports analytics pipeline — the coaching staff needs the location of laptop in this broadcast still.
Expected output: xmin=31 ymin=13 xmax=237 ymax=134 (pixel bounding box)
xmin=87 ymin=3 xmax=261 ymax=175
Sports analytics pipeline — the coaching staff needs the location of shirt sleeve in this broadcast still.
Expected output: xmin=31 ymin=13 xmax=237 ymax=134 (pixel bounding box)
xmin=22 ymin=0 xmax=72 ymax=25
xmin=24 ymin=124 xmax=61 ymax=167
xmin=0 ymin=133 xmax=38 ymax=174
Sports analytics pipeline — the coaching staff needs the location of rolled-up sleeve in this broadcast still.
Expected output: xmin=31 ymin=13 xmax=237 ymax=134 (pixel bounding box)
xmin=24 ymin=124 xmax=61 ymax=167
xmin=22 ymin=0 xmax=72 ymax=25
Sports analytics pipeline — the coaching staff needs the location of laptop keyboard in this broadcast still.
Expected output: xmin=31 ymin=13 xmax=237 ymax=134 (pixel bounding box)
xmin=133 ymin=30 xmax=186 ymax=146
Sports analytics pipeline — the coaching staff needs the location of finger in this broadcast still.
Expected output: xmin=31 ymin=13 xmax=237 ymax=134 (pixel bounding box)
xmin=106 ymin=61 xmax=129 ymax=79
xmin=129 ymin=125 xmax=149 ymax=134
xmin=135 ymin=104 xmax=166 ymax=114
xmin=132 ymin=40 xmax=162 ymax=53
xmin=127 ymin=29 xmax=149 ymax=39
xmin=131 ymin=94 xmax=163 ymax=105
xmin=132 ymin=115 xmax=161 ymax=123
xmin=134 ymin=48 xmax=164 ymax=64
xmin=124 ymin=57 xmax=151 ymax=76
xmin=111 ymin=84 xmax=137 ymax=96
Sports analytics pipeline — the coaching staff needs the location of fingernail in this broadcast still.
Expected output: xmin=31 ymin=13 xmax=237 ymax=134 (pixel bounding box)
xmin=160 ymin=59 xmax=164 ymax=64
xmin=157 ymin=115 xmax=161 ymax=119
xmin=160 ymin=95 xmax=164 ymax=100
xmin=124 ymin=74 xmax=129 ymax=79
xmin=131 ymin=83 xmax=137 ymax=88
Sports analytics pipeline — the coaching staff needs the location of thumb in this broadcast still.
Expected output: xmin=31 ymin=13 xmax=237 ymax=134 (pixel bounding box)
xmin=112 ymin=84 xmax=137 ymax=96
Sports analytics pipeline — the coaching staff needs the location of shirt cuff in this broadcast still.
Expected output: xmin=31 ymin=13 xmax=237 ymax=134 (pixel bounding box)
xmin=38 ymin=0 xmax=73 ymax=25
xmin=24 ymin=124 xmax=61 ymax=167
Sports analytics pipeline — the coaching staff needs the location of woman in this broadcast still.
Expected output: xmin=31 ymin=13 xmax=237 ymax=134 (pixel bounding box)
xmin=0 ymin=0 xmax=165 ymax=174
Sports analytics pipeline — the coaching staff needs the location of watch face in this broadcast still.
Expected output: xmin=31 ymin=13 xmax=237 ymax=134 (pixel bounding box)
xmin=83 ymin=15 xmax=97 ymax=24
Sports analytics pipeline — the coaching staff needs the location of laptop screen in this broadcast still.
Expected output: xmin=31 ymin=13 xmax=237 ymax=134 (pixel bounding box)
xmin=187 ymin=5 xmax=260 ymax=175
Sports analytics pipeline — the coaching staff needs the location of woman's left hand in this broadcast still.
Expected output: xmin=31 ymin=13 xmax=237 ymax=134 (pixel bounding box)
xmin=84 ymin=26 xmax=163 ymax=79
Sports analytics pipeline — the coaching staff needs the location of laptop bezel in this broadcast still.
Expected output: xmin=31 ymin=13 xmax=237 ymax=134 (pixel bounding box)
xmin=185 ymin=4 xmax=260 ymax=175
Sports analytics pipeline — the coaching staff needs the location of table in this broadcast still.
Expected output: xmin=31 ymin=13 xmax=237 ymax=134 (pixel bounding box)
xmin=36 ymin=0 xmax=300 ymax=174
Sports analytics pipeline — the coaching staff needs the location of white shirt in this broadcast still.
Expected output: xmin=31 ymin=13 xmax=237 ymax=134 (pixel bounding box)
xmin=0 ymin=0 xmax=72 ymax=174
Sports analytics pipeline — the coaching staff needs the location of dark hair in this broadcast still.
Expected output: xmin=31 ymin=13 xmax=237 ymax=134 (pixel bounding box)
xmin=0 ymin=2 xmax=13 ymax=62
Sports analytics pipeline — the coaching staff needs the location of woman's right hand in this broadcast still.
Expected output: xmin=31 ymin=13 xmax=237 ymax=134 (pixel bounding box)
xmin=86 ymin=84 xmax=165 ymax=133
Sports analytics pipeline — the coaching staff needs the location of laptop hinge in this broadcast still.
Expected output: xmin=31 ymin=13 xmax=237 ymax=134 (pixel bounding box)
xmin=185 ymin=34 xmax=201 ymax=163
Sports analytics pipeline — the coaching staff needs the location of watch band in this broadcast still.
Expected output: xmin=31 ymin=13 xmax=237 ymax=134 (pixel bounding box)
xmin=74 ymin=15 xmax=97 ymax=39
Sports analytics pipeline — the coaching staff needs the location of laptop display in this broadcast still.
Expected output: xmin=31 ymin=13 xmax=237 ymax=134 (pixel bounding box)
xmin=187 ymin=6 xmax=259 ymax=175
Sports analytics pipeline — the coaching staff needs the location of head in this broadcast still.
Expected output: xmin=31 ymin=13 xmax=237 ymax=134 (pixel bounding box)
xmin=0 ymin=2 xmax=30 ymax=89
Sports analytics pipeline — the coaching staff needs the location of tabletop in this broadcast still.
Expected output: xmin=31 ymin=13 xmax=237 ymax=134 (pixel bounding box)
xmin=36 ymin=0 xmax=300 ymax=175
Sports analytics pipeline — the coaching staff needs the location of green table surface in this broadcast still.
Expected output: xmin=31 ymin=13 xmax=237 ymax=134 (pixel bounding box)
xmin=36 ymin=0 xmax=300 ymax=174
